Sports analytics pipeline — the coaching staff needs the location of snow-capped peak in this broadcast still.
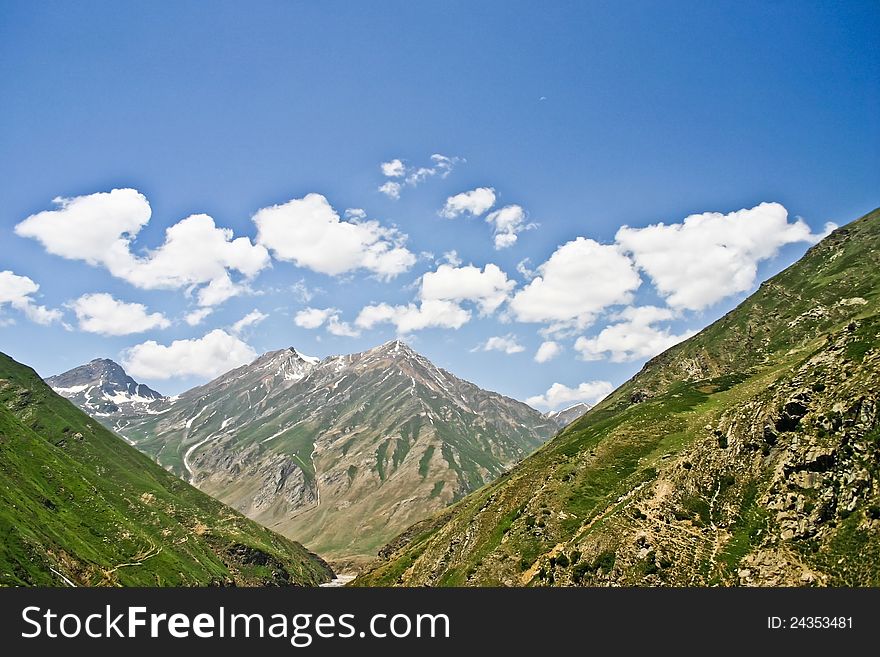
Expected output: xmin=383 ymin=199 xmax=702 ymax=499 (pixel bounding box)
xmin=292 ymin=348 xmax=320 ymax=365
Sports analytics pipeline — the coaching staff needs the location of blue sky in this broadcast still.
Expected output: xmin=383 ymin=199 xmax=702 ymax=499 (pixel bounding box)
xmin=1 ymin=1 xmax=878 ymax=408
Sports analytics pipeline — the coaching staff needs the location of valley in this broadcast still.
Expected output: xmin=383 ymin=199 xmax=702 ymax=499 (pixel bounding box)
xmin=51 ymin=340 xmax=557 ymax=563
xmin=355 ymin=209 xmax=880 ymax=586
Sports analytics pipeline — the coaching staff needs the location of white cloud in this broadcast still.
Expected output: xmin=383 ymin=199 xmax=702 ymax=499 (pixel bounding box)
xmin=122 ymin=329 xmax=257 ymax=380
xmin=70 ymin=293 xmax=170 ymax=336
xmin=294 ymin=306 xmax=360 ymax=337
xmin=231 ymin=309 xmax=268 ymax=335
xmin=516 ymin=258 xmax=535 ymax=280
xmin=405 ymin=154 xmax=459 ymax=185
xmin=574 ymin=305 xmax=695 ymax=362
xmin=344 ymin=208 xmax=367 ymax=220
xmin=420 ymin=263 xmax=514 ymax=315
xmin=378 ymin=181 xmax=402 ymax=199
xmin=290 ymin=279 xmax=316 ymax=303
xmin=534 ymin=340 xmax=562 ymax=363
xmin=615 ymin=202 xmax=834 ymax=311
xmin=473 ymin=334 xmax=525 ymax=354
xmin=355 ymin=299 xmax=470 ymax=334
xmin=378 ymin=154 xmax=462 ymax=199
xmin=526 ymin=381 xmax=614 ymax=411
xmin=440 ymin=187 xmax=496 ymax=218
xmin=326 ymin=316 xmax=360 ymax=337
xmin=15 ymin=189 xmax=270 ymax=307
xmin=185 ymin=308 xmax=213 ymax=326
xmin=509 ymin=237 xmax=641 ymax=333
xmin=195 ymin=274 xmax=245 ymax=307
xmin=294 ymin=307 xmax=335 ymax=329
xmin=485 ymin=204 xmax=535 ymax=249
xmin=14 ymin=188 xmax=150 ymax=271
xmin=0 ymin=270 xmax=63 ymax=325
xmin=380 ymin=159 xmax=405 ymax=178
xmin=254 ymin=193 xmax=415 ymax=279
xmin=442 ymin=250 xmax=462 ymax=266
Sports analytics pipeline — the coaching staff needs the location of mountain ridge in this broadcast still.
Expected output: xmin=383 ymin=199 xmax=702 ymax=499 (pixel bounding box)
xmin=355 ymin=207 xmax=880 ymax=587
xmin=53 ymin=340 xmax=558 ymax=562
xmin=46 ymin=358 xmax=164 ymax=417
xmin=0 ymin=351 xmax=333 ymax=586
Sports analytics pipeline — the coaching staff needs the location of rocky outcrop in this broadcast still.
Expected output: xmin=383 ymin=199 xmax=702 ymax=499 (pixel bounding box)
xmin=355 ymin=208 xmax=880 ymax=587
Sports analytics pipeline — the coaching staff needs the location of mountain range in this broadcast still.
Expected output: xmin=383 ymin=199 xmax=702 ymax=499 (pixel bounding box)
xmin=50 ymin=340 xmax=557 ymax=563
xmin=32 ymin=208 xmax=880 ymax=586
xmin=0 ymin=352 xmax=332 ymax=586
xmin=356 ymin=208 xmax=880 ymax=586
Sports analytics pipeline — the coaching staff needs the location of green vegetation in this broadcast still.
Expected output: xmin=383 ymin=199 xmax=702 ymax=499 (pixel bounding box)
xmin=356 ymin=208 xmax=880 ymax=587
xmin=0 ymin=352 xmax=332 ymax=587
xmin=418 ymin=445 xmax=435 ymax=477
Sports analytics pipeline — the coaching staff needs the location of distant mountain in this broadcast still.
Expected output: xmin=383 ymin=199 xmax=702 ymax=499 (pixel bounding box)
xmin=75 ymin=340 xmax=557 ymax=562
xmin=47 ymin=358 xmax=164 ymax=417
xmin=546 ymin=403 xmax=591 ymax=428
xmin=0 ymin=351 xmax=332 ymax=586
xmin=356 ymin=208 xmax=880 ymax=587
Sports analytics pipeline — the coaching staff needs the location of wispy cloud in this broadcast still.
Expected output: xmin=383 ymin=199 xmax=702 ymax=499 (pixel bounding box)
xmin=378 ymin=153 xmax=463 ymax=199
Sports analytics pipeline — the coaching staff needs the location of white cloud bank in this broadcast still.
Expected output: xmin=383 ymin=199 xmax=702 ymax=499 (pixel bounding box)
xmin=355 ymin=299 xmax=470 ymax=334
xmin=354 ymin=260 xmax=516 ymax=335
xmin=616 ymin=202 xmax=835 ymax=311
xmin=254 ymin=193 xmax=415 ymax=280
xmin=0 ymin=270 xmax=63 ymax=325
xmin=15 ymin=189 xmax=269 ymax=308
xmin=440 ymin=187 xmax=496 ymax=218
xmin=420 ymin=263 xmax=514 ymax=315
xmin=509 ymin=237 xmax=641 ymax=333
xmin=70 ymin=293 xmax=169 ymax=336
xmin=526 ymin=381 xmax=614 ymax=411
xmin=574 ymin=306 xmax=695 ymax=362
xmin=122 ymin=329 xmax=256 ymax=380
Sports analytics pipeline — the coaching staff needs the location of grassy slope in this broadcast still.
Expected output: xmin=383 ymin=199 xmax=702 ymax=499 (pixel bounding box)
xmin=0 ymin=352 xmax=333 ymax=586
xmin=356 ymin=208 xmax=880 ymax=587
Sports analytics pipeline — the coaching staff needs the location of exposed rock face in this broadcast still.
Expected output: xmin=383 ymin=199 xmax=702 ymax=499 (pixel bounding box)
xmin=71 ymin=342 xmax=556 ymax=562
xmin=355 ymin=208 xmax=880 ymax=587
xmin=46 ymin=358 xmax=163 ymax=417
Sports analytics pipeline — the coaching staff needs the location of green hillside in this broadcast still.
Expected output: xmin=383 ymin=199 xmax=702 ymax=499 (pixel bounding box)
xmin=0 ymin=352 xmax=333 ymax=586
xmin=356 ymin=208 xmax=880 ymax=587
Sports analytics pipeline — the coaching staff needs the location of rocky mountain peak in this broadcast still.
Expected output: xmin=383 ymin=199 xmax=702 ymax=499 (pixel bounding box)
xmin=546 ymin=402 xmax=591 ymax=428
xmin=46 ymin=358 xmax=164 ymax=415
xmin=373 ymin=339 xmax=417 ymax=358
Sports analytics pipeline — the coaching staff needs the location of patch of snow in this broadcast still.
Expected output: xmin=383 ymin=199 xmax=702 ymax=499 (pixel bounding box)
xmin=183 ymin=432 xmax=219 ymax=479
xmin=293 ymin=348 xmax=320 ymax=365
xmin=52 ymin=384 xmax=89 ymax=395
xmin=105 ymin=391 xmax=159 ymax=405
xmin=185 ymin=406 xmax=207 ymax=429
